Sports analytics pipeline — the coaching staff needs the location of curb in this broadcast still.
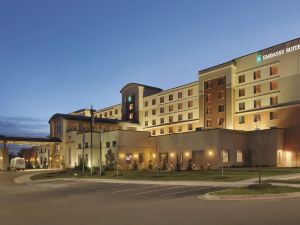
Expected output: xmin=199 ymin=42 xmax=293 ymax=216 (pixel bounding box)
xmin=198 ymin=191 xmax=300 ymax=201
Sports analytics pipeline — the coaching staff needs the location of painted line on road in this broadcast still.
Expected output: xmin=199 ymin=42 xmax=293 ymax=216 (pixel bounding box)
xmin=78 ymin=183 xmax=130 ymax=192
xmin=134 ymin=186 xmax=182 ymax=195
xmin=160 ymin=187 xmax=211 ymax=197
xmin=111 ymin=185 xmax=158 ymax=193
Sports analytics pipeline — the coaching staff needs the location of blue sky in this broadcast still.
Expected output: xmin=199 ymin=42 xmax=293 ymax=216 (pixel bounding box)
xmin=1 ymin=0 xmax=300 ymax=137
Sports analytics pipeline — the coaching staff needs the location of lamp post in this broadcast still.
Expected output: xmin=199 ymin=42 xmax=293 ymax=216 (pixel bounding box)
xmin=90 ymin=105 xmax=95 ymax=176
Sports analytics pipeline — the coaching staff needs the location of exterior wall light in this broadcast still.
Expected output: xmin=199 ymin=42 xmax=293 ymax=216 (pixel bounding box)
xmin=170 ymin=153 xmax=175 ymax=157
xmin=134 ymin=154 xmax=138 ymax=158
xmin=185 ymin=152 xmax=190 ymax=157
xmin=208 ymin=151 xmax=213 ymax=156
xmin=119 ymin=153 xmax=125 ymax=158
xmin=152 ymin=153 xmax=156 ymax=158
xmin=0 ymin=156 xmax=3 ymax=160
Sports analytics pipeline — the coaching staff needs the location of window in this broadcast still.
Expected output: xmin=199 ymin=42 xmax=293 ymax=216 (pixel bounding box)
xmin=160 ymin=118 xmax=164 ymax=124
xmin=104 ymin=112 xmax=107 ymax=117
xmin=238 ymin=75 xmax=245 ymax=83
xmin=218 ymin=91 xmax=225 ymax=99
xmin=254 ymin=99 xmax=261 ymax=108
xmin=188 ymin=124 xmax=193 ymax=131
xmin=160 ymin=128 xmax=164 ymax=134
xmin=115 ymin=109 xmax=118 ymax=114
xmin=152 ymin=119 xmax=156 ymax=126
xmin=237 ymin=150 xmax=243 ymax=163
xmin=206 ymin=107 xmax=212 ymax=114
xmin=78 ymin=143 xmax=82 ymax=149
xmin=152 ymin=109 xmax=156 ymax=115
xmin=145 ymin=121 xmax=148 ymax=126
xmin=129 ymin=104 xmax=134 ymax=110
xmin=188 ymin=112 xmax=193 ymax=119
xmin=206 ymin=119 xmax=212 ymax=127
xmin=221 ymin=150 xmax=229 ymax=163
xmin=160 ymin=107 xmax=164 ymax=114
xmin=218 ymin=104 xmax=225 ymax=112
xmin=239 ymin=89 xmax=245 ymax=97
xmin=270 ymin=96 xmax=278 ymax=105
xmin=152 ymin=99 xmax=156 ymax=105
xmin=125 ymin=153 xmax=132 ymax=164
xmin=169 ymin=116 xmax=173 ymax=123
xmin=178 ymin=114 xmax=183 ymax=121
xmin=253 ymin=70 xmax=261 ymax=80
xmin=205 ymin=93 xmax=212 ymax=102
xmin=188 ymin=100 xmax=193 ymax=108
xmin=129 ymin=113 xmax=134 ymax=119
xmin=188 ymin=89 xmax=193 ymax=96
xmin=169 ymin=105 xmax=174 ymax=112
xmin=270 ymin=111 xmax=278 ymax=120
xmin=169 ymin=127 xmax=174 ymax=134
xmin=152 ymin=130 xmax=156 ymax=135
xmin=178 ymin=103 xmax=183 ymax=110
xmin=239 ymin=116 xmax=245 ymax=124
xmin=160 ymin=96 xmax=164 ymax=103
xmin=110 ymin=111 xmax=113 ymax=116
xmin=144 ymin=101 xmax=148 ymax=107
xmin=270 ymin=65 xmax=278 ymax=76
xmin=254 ymin=85 xmax=261 ymax=94
xmin=178 ymin=125 xmax=183 ymax=132
xmin=270 ymin=81 xmax=278 ymax=90
xmin=218 ymin=118 xmax=225 ymax=126
xmin=159 ymin=153 xmax=169 ymax=163
xmin=139 ymin=153 xmax=145 ymax=163
xmin=106 ymin=142 xmax=110 ymax=148
xmin=204 ymin=80 xmax=213 ymax=89
xmin=239 ymin=102 xmax=245 ymax=110
xmin=218 ymin=77 xmax=225 ymax=86
xmin=84 ymin=142 xmax=88 ymax=148
xmin=99 ymin=114 xmax=102 ymax=118
xmin=254 ymin=114 xmax=261 ymax=122
xmin=169 ymin=94 xmax=173 ymax=101
xmin=178 ymin=92 xmax=183 ymax=99
xmin=145 ymin=111 xmax=148 ymax=117
xmin=112 ymin=141 xmax=117 ymax=147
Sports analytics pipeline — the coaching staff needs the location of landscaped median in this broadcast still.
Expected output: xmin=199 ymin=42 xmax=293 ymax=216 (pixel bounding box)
xmin=202 ymin=183 xmax=300 ymax=200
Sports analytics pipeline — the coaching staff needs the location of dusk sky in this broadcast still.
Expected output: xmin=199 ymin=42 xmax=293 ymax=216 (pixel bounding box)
xmin=1 ymin=0 xmax=300 ymax=137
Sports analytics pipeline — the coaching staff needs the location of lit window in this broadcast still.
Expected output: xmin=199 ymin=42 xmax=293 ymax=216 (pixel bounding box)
xmin=129 ymin=104 xmax=134 ymax=110
xmin=270 ymin=65 xmax=278 ymax=76
xmin=221 ymin=150 xmax=229 ymax=163
xmin=270 ymin=81 xmax=278 ymax=90
xmin=237 ymin=150 xmax=243 ymax=163
xmin=254 ymin=85 xmax=261 ymax=94
xmin=218 ymin=118 xmax=225 ymax=126
xmin=254 ymin=114 xmax=261 ymax=122
xmin=254 ymin=99 xmax=261 ymax=108
xmin=270 ymin=96 xmax=278 ymax=105
xmin=253 ymin=70 xmax=261 ymax=80
xmin=129 ymin=113 xmax=134 ymax=119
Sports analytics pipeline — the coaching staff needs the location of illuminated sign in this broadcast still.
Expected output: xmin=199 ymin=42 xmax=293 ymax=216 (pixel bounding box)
xmin=257 ymin=43 xmax=300 ymax=63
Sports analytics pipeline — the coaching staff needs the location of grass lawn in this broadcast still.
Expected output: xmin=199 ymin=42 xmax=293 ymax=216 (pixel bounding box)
xmin=31 ymin=167 xmax=300 ymax=182
xmin=211 ymin=184 xmax=300 ymax=195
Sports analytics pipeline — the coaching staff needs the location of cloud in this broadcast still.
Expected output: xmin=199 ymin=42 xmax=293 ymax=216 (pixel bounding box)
xmin=0 ymin=116 xmax=49 ymax=137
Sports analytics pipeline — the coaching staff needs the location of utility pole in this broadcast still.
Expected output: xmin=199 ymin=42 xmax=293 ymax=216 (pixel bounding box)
xmin=90 ymin=105 xmax=95 ymax=176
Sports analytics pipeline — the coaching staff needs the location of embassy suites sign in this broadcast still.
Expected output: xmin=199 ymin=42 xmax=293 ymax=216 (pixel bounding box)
xmin=256 ymin=40 xmax=300 ymax=63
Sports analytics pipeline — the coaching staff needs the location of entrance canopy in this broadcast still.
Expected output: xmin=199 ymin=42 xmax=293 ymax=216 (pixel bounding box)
xmin=0 ymin=135 xmax=61 ymax=145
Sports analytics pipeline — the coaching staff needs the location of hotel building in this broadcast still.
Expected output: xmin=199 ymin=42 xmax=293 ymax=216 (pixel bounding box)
xmin=36 ymin=37 xmax=300 ymax=170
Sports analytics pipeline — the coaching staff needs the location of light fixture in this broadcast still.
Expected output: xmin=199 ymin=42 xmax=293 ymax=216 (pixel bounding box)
xmin=185 ymin=152 xmax=190 ymax=157
xmin=170 ymin=153 xmax=175 ymax=157
xmin=208 ymin=151 xmax=213 ymax=156
xmin=134 ymin=154 xmax=138 ymax=158
xmin=152 ymin=153 xmax=156 ymax=158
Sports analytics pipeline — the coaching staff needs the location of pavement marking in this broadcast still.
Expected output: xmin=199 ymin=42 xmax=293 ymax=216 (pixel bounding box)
xmin=111 ymin=185 xmax=158 ymax=193
xmin=159 ymin=186 xmax=211 ymax=197
xmin=78 ymin=183 xmax=130 ymax=192
xmin=134 ymin=186 xmax=182 ymax=195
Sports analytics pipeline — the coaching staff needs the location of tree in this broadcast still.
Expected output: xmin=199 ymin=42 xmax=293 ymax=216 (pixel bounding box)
xmin=105 ymin=149 xmax=116 ymax=171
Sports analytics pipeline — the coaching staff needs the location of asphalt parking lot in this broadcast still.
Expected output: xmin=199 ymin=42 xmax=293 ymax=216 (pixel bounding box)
xmin=33 ymin=179 xmax=225 ymax=201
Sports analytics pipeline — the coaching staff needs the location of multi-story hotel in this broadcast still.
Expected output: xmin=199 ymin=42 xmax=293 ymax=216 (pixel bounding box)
xmin=4 ymin=37 xmax=300 ymax=171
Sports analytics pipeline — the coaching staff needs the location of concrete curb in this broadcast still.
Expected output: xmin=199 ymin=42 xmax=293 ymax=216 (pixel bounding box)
xmin=198 ymin=190 xmax=300 ymax=201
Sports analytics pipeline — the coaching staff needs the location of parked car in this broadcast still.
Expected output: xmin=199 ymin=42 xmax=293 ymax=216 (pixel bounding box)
xmin=10 ymin=157 xmax=26 ymax=171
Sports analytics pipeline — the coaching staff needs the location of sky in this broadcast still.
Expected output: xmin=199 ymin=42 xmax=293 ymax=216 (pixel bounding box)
xmin=0 ymin=0 xmax=300 ymax=137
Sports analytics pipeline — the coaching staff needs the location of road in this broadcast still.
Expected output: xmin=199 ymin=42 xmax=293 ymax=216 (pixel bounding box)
xmin=0 ymin=172 xmax=300 ymax=225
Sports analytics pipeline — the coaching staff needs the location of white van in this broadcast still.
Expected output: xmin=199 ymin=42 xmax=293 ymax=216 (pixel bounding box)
xmin=10 ymin=157 xmax=26 ymax=171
